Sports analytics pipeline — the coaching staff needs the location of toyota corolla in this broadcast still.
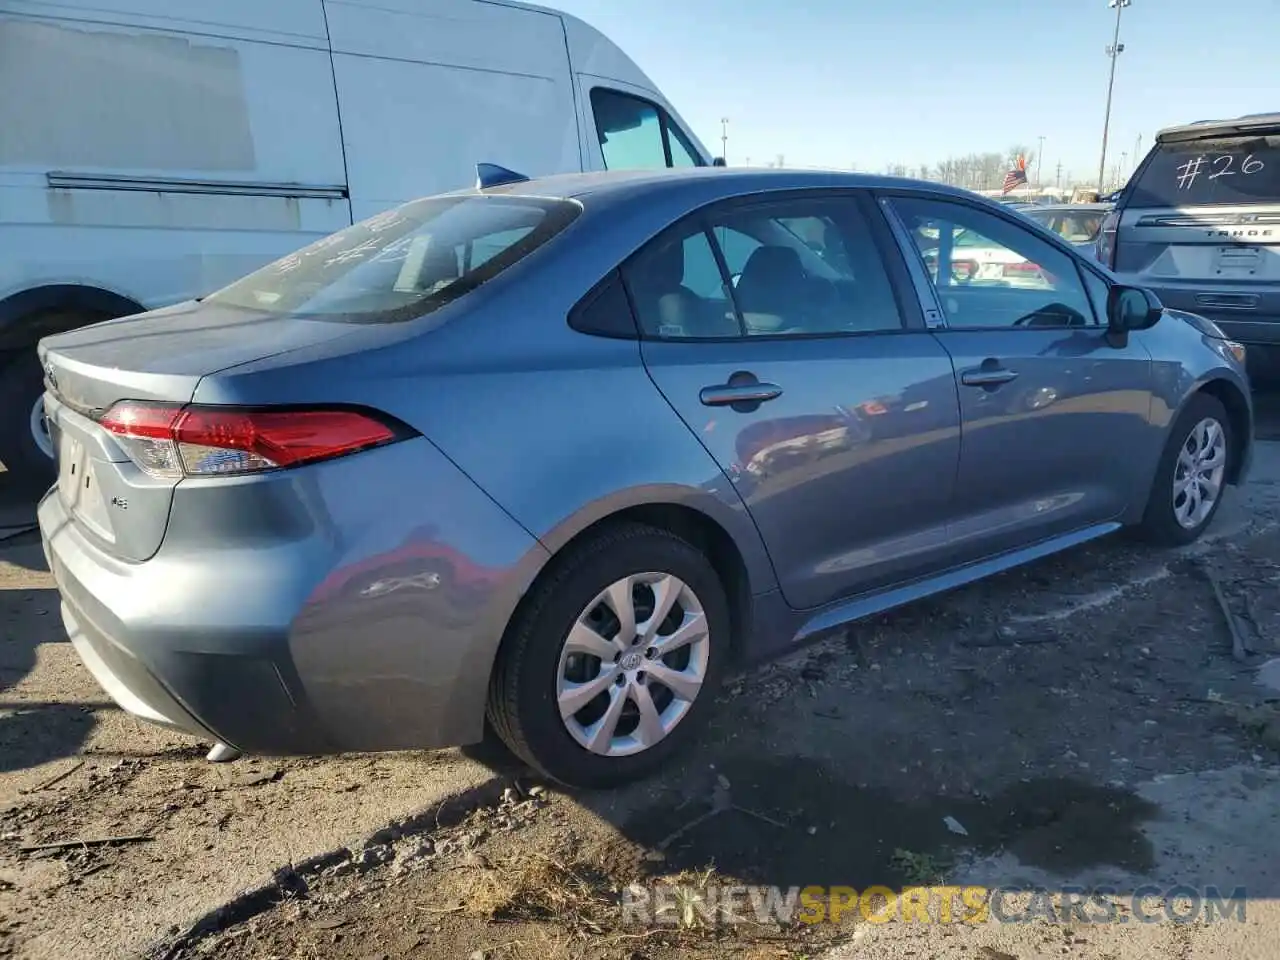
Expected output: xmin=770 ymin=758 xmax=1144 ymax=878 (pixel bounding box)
xmin=37 ymin=167 xmax=1253 ymax=788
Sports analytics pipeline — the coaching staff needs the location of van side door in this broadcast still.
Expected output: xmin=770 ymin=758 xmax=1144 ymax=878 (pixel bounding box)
xmin=324 ymin=0 xmax=580 ymax=219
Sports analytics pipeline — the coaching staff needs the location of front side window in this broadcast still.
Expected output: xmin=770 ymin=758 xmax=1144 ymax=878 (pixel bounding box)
xmin=891 ymin=197 xmax=1097 ymax=329
xmin=667 ymin=122 xmax=702 ymax=167
xmin=623 ymin=195 xmax=904 ymax=339
xmin=203 ymin=196 xmax=578 ymax=323
xmin=591 ymin=88 xmax=705 ymax=170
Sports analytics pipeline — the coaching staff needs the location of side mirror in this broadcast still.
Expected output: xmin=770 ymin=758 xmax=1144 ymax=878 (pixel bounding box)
xmin=712 ymin=157 xmax=726 ymax=167
xmin=1106 ymin=284 xmax=1162 ymax=345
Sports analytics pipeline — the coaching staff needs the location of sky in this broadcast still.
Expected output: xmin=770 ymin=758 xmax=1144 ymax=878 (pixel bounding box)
xmin=548 ymin=0 xmax=1280 ymax=185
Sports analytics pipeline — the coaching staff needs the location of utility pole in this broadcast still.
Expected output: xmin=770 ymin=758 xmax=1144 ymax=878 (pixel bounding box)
xmin=1056 ymin=160 xmax=1063 ymax=189
xmin=1097 ymin=0 xmax=1131 ymax=194
xmin=1134 ymin=133 xmax=1143 ymax=168
xmin=1036 ymin=135 xmax=1045 ymax=188
xmin=720 ymin=117 xmax=729 ymax=164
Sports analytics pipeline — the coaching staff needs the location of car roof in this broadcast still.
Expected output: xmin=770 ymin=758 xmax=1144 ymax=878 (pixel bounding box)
xmin=468 ymin=166 xmax=983 ymax=209
xmin=1157 ymin=111 xmax=1280 ymax=143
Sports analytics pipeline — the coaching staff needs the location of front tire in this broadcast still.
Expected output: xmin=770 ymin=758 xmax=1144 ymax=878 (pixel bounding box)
xmin=0 ymin=348 xmax=56 ymax=493
xmin=1136 ymin=393 xmax=1232 ymax=546
xmin=487 ymin=523 xmax=729 ymax=789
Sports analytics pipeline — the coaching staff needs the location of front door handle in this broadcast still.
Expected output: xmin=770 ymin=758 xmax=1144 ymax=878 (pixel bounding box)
xmin=960 ymin=366 xmax=1019 ymax=388
xmin=699 ymin=382 xmax=783 ymax=407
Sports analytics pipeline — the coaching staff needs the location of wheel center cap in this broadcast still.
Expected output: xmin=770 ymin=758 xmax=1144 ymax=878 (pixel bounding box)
xmin=620 ymin=651 xmax=643 ymax=671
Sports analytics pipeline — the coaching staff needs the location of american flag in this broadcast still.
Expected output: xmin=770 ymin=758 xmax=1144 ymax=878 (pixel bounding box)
xmin=1002 ymin=154 xmax=1028 ymax=194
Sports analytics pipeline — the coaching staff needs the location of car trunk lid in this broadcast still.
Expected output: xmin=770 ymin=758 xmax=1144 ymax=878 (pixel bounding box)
xmin=39 ymin=300 xmax=367 ymax=562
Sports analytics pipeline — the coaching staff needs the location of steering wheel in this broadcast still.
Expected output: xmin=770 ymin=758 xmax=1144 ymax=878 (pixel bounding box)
xmin=1012 ymin=304 xmax=1088 ymax=328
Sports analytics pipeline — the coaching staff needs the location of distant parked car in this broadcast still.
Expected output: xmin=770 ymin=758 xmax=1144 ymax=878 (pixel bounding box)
xmin=39 ymin=167 xmax=1253 ymax=788
xmin=1020 ymin=203 xmax=1112 ymax=255
xmin=1099 ymin=111 xmax=1280 ymax=379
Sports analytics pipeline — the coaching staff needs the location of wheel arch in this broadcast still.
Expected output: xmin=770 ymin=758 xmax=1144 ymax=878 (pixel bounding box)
xmin=0 ymin=284 xmax=147 ymax=351
xmin=501 ymin=493 xmax=767 ymax=675
xmin=1189 ymin=376 xmax=1251 ymax=484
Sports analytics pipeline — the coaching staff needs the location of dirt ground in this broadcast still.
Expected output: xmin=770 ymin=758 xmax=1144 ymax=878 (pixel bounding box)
xmin=3 ymin=395 xmax=1280 ymax=960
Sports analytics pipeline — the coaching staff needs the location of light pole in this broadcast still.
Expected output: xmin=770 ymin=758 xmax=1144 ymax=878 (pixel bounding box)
xmin=720 ymin=117 xmax=729 ymax=164
xmin=1097 ymin=0 xmax=1130 ymax=194
xmin=1036 ymin=135 xmax=1045 ymax=189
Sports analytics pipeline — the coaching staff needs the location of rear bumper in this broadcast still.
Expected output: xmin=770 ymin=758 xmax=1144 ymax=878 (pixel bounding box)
xmin=1135 ymin=282 xmax=1280 ymax=370
xmin=41 ymin=488 xmax=325 ymax=752
xmin=38 ymin=437 xmax=548 ymax=756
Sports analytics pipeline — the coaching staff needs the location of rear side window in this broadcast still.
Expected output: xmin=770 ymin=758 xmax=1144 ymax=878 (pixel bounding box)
xmin=1128 ymin=135 xmax=1280 ymax=207
xmin=203 ymin=196 xmax=580 ymax=323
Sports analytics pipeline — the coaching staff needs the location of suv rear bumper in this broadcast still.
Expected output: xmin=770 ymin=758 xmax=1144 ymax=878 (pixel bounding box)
xmin=37 ymin=437 xmax=547 ymax=757
xmin=1131 ymin=282 xmax=1280 ymax=373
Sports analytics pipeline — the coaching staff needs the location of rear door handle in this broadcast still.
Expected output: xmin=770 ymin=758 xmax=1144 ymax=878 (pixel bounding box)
xmin=699 ymin=382 xmax=783 ymax=407
xmin=960 ymin=367 xmax=1019 ymax=387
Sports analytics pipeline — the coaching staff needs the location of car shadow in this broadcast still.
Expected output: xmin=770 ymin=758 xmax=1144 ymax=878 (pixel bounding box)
xmin=0 ymin=580 xmax=95 ymax=775
xmin=0 ymin=469 xmax=45 ymax=572
xmin=506 ymin=506 xmax=1280 ymax=922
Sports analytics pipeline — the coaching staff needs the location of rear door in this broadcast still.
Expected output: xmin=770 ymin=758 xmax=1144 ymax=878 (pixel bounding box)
xmin=624 ymin=191 xmax=961 ymax=611
xmin=885 ymin=194 xmax=1153 ymax=560
xmin=1116 ymin=130 xmax=1280 ymax=341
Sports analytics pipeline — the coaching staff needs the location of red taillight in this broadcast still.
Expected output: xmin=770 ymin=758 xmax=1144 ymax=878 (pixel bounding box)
xmin=1096 ymin=211 xmax=1120 ymax=269
xmin=99 ymin=403 xmax=402 ymax=478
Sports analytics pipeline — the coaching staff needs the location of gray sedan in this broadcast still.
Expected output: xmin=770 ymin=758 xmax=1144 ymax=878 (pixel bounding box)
xmin=37 ymin=168 xmax=1254 ymax=788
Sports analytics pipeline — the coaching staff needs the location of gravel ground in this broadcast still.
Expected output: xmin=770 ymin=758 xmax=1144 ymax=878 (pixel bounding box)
xmin=2 ymin=402 xmax=1280 ymax=960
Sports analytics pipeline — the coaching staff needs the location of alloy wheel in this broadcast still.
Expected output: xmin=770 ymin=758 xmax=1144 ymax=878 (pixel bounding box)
xmin=1172 ymin=417 xmax=1227 ymax=530
xmin=555 ymin=572 xmax=710 ymax=758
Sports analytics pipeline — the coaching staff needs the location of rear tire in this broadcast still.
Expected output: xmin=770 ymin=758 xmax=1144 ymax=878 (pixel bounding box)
xmin=487 ymin=523 xmax=729 ymax=789
xmin=0 ymin=348 xmax=55 ymax=493
xmin=1135 ymin=393 xmax=1232 ymax=547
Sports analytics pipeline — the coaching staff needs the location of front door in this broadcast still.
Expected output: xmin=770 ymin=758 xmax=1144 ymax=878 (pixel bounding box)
xmin=886 ymin=194 xmax=1153 ymax=559
xmin=621 ymin=192 xmax=962 ymax=610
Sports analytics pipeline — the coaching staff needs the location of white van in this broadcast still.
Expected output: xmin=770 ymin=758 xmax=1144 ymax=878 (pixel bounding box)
xmin=0 ymin=0 xmax=714 ymax=487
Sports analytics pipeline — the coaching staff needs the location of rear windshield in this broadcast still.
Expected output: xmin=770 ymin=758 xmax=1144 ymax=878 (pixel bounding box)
xmin=1128 ymin=134 xmax=1280 ymax=207
xmin=204 ymin=195 xmax=580 ymax=322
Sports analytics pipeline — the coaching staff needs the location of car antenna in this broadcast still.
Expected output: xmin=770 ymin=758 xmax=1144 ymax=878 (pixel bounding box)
xmin=476 ymin=162 xmax=530 ymax=190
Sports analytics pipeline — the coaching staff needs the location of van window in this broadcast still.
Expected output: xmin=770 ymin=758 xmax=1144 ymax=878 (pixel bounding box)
xmin=590 ymin=88 xmax=704 ymax=170
xmin=1128 ymin=135 xmax=1280 ymax=207
xmin=203 ymin=196 xmax=579 ymax=323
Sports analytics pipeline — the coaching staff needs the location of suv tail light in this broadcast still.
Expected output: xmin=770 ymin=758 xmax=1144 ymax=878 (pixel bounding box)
xmin=99 ymin=403 xmax=407 ymax=479
xmin=1096 ymin=210 xmax=1120 ymax=269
